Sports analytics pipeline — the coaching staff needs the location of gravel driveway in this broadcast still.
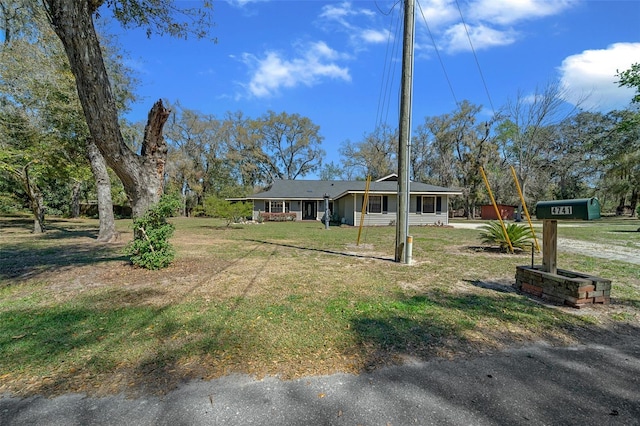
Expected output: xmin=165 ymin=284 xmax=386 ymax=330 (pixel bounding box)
xmin=558 ymin=238 xmax=640 ymax=265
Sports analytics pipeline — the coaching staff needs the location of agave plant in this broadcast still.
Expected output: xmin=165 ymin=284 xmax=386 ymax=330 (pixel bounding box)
xmin=479 ymin=221 xmax=534 ymax=252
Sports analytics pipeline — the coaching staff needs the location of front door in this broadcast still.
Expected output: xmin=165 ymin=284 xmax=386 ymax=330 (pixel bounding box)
xmin=302 ymin=201 xmax=317 ymax=220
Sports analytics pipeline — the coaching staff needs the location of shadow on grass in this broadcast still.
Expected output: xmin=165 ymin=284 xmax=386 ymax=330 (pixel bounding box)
xmin=245 ymin=239 xmax=395 ymax=262
xmin=0 ymin=242 xmax=128 ymax=281
xmin=346 ymin=290 xmax=600 ymax=371
xmin=0 ymin=283 xmax=634 ymax=398
xmin=0 ymin=218 xmax=100 ymax=238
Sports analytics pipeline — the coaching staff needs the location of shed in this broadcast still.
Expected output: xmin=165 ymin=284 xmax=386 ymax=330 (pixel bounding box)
xmin=481 ymin=204 xmax=516 ymax=220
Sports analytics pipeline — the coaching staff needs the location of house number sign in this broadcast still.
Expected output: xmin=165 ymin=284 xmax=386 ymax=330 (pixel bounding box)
xmin=551 ymin=206 xmax=572 ymax=215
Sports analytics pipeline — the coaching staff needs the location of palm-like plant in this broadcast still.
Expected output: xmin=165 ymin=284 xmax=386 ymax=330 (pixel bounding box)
xmin=479 ymin=221 xmax=534 ymax=252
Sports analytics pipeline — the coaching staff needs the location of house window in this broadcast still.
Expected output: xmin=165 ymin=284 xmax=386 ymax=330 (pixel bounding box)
xmin=418 ymin=196 xmax=443 ymax=214
xmin=422 ymin=196 xmax=435 ymax=213
xmin=267 ymin=201 xmax=290 ymax=213
xmin=368 ymin=196 xmax=382 ymax=213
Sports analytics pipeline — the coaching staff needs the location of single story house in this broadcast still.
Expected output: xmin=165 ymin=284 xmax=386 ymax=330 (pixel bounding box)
xmin=235 ymin=174 xmax=462 ymax=226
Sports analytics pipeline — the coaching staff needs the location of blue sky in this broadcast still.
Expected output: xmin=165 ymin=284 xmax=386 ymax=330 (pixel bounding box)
xmin=105 ymin=1 xmax=640 ymax=172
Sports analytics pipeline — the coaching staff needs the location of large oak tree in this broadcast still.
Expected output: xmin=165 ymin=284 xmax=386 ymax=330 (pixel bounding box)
xmin=42 ymin=0 xmax=213 ymax=218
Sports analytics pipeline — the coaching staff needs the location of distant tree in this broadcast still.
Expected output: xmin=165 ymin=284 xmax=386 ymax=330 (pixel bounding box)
xmin=251 ymin=111 xmax=325 ymax=182
xmin=0 ymin=14 xmax=88 ymax=232
xmin=617 ymin=63 xmax=640 ymax=104
xmin=447 ymin=101 xmax=497 ymax=219
xmin=497 ymin=82 xmax=580 ymax=217
xmin=0 ymin=2 xmax=137 ymax=240
xmin=412 ymin=115 xmax=456 ymax=187
xmin=595 ymin=109 xmax=640 ymax=216
xmin=222 ymin=111 xmax=266 ymax=189
xmin=319 ymin=161 xmax=345 ymax=180
xmin=340 ymin=125 xmax=397 ymax=179
xmin=546 ymin=111 xmax=608 ymax=200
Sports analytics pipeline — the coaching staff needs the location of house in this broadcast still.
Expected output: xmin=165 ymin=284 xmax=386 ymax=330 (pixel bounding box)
xmin=238 ymin=174 xmax=462 ymax=226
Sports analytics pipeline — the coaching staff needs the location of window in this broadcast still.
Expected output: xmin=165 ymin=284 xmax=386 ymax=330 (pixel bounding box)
xmin=368 ymin=196 xmax=382 ymax=213
xmin=267 ymin=201 xmax=290 ymax=213
xmin=418 ymin=196 xmax=443 ymax=214
xmin=423 ymin=196 xmax=435 ymax=213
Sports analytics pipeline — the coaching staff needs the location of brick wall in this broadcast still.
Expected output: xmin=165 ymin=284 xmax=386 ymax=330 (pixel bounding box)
xmin=515 ymin=266 xmax=611 ymax=308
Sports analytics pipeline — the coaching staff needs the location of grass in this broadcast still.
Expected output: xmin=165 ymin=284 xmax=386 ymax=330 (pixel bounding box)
xmin=0 ymin=216 xmax=639 ymax=397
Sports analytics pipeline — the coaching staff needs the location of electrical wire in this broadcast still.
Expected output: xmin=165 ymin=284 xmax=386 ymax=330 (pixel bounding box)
xmin=416 ymin=0 xmax=459 ymax=107
xmin=374 ymin=1 xmax=402 ymax=135
xmin=454 ymin=0 xmax=496 ymax=115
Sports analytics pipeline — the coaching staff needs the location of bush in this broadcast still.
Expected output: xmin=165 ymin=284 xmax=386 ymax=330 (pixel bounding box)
xmin=126 ymin=195 xmax=180 ymax=269
xmin=258 ymin=212 xmax=296 ymax=222
xmin=204 ymin=197 xmax=252 ymax=225
xmin=479 ymin=221 xmax=534 ymax=252
xmin=0 ymin=194 xmax=24 ymax=215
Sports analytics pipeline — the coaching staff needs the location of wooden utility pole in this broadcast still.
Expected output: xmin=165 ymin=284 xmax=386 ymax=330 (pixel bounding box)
xmin=396 ymin=0 xmax=415 ymax=263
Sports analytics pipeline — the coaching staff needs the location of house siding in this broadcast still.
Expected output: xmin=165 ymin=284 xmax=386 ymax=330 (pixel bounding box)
xmin=252 ymin=199 xmax=304 ymax=221
xmin=253 ymin=195 xmax=451 ymax=226
xmin=354 ymin=194 xmax=398 ymax=227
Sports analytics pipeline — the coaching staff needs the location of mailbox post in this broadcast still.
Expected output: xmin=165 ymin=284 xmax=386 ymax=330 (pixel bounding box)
xmin=516 ymin=197 xmax=610 ymax=308
xmin=535 ymin=198 xmax=600 ymax=274
xmin=542 ymin=220 xmax=557 ymax=274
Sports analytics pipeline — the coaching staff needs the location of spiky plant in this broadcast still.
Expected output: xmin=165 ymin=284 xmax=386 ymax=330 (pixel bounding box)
xmin=479 ymin=221 xmax=534 ymax=252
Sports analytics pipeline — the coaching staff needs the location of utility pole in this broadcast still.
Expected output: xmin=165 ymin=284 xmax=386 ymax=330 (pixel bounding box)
xmin=395 ymin=0 xmax=415 ymax=263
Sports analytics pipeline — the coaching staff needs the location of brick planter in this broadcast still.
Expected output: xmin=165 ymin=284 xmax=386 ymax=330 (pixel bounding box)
xmin=515 ymin=265 xmax=611 ymax=308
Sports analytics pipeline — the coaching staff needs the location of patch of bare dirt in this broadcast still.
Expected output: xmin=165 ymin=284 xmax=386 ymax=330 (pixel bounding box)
xmin=558 ymin=238 xmax=640 ymax=265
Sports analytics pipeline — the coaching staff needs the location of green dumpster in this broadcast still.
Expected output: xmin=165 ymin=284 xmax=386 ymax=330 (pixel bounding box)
xmin=535 ymin=198 xmax=601 ymax=220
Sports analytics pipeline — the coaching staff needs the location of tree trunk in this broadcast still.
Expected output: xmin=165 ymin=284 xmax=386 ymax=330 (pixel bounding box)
xmin=44 ymin=0 xmax=169 ymax=219
xmin=86 ymin=139 xmax=118 ymax=242
xmin=630 ymin=189 xmax=638 ymax=218
xmin=23 ymin=165 xmax=45 ymax=233
xmin=70 ymin=180 xmax=81 ymax=218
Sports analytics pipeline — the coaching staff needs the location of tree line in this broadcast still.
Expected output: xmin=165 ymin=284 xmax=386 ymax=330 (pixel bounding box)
xmin=1 ymin=0 xmax=639 ymax=241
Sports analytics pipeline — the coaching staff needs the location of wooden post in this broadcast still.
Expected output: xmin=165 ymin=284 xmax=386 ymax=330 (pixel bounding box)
xmin=395 ymin=0 xmax=415 ymax=263
xmin=542 ymin=219 xmax=557 ymax=274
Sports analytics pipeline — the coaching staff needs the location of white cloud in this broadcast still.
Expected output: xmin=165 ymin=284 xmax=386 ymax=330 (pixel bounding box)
xmin=359 ymin=29 xmax=389 ymax=44
xmin=318 ymin=1 xmax=384 ymax=48
xmin=558 ymin=42 xmax=640 ymax=111
xmin=415 ymin=0 xmax=458 ymax=29
xmin=242 ymin=41 xmax=351 ymax=98
xmin=414 ymin=0 xmax=576 ymax=54
xmin=468 ymin=0 xmax=576 ymax=25
xmin=443 ymin=23 xmax=517 ymax=53
xmin=226 ymin=0 xmax=269 ymax=7
xmin=319 ymin=1 xmax=375 ymax=24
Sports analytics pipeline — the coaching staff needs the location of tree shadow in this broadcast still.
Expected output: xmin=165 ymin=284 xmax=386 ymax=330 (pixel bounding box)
xmin=0 ymin=242 xmax=128 ymax=281
xmin=245 ymin=239 xmax=395 ymax=262
xmin=347 ymin=290 xmax=604 ymax=372
xmin=0 ymin=241 xmax=277 ymax=397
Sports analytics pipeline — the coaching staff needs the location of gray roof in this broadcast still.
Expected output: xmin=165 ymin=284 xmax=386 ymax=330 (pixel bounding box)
xmin=247 ymin=179 xmax=462 ymax=200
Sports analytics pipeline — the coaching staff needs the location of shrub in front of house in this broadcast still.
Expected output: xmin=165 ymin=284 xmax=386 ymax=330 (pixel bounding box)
xmin=259 ymin=212 xmax=297 ymax=222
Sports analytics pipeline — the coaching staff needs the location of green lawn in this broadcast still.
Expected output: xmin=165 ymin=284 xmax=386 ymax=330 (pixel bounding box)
xmin=1 ymin=216 xmax=638 ymax=397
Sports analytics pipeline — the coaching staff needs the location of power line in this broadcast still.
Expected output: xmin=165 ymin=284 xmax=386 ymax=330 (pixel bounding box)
xmin=454 ymin=0 xmax=496 ymax=115
xmin=416 ymin=0 xmax=459 ymax=107
xmin=375 ymin=1 xmax=402 ymax=133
